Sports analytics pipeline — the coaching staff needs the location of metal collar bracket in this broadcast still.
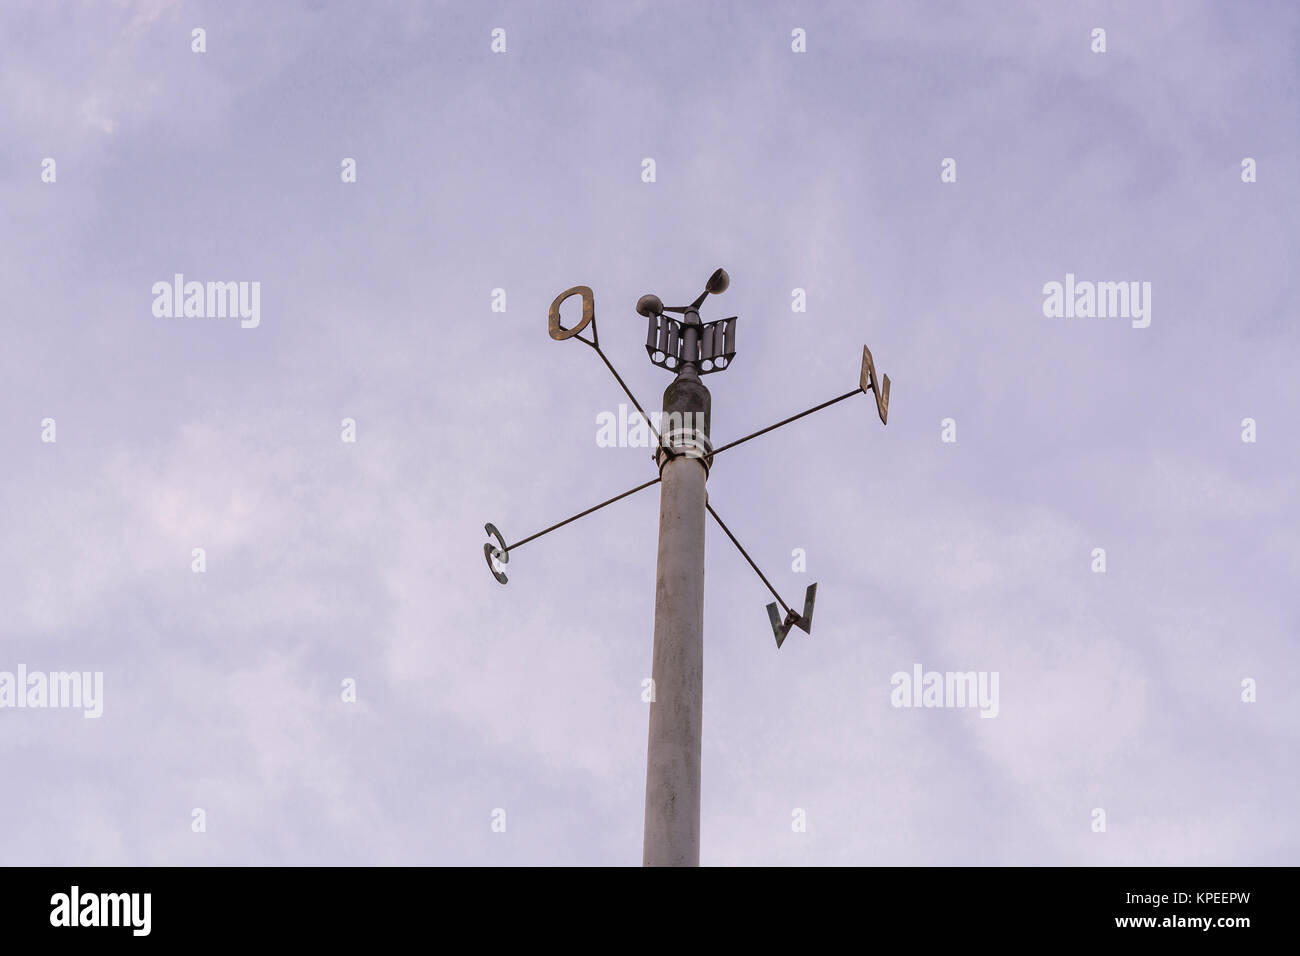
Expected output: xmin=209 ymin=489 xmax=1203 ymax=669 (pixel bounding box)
xmin=655 ymin=427 xmax=713 ymax=476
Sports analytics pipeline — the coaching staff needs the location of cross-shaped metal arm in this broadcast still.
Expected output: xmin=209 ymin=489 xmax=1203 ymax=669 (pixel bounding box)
xmin=486 ymin=273 xmax=892 ymax=649
xmin=484 ymin=330 xmax=892 ymax=648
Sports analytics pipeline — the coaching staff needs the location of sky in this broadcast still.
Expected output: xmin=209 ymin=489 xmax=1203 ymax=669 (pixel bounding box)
xmin=1 ymin=0 xmax=1296 ymax=866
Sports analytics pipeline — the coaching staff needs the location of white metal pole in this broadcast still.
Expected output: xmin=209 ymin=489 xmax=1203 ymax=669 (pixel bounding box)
xmin=643 ymin=349 xmax=710 ymax=867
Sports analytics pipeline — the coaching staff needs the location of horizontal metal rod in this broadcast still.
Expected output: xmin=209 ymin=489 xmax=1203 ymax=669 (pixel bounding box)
xmin=706 ymin=502 xmax=790 ymax=616
xmin=711 ymin=388 xmax=862 ymax=457
xmin=506 ymin=475 xmax=661 ymax=552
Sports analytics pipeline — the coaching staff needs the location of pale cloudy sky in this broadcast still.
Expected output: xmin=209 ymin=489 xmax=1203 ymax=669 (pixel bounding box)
xmin=1 ymin=0 xmax=1296 ymax=865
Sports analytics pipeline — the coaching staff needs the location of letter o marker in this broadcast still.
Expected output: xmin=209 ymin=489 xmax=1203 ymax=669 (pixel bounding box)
xmin=548 ymin=285 xmax=595 ymax=341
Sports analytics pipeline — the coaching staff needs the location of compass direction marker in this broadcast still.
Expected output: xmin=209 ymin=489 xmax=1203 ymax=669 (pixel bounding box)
xmin=861 ymin=343 xmax=891 ymax=425
xmin=768 ymin=584 xmax=818 ymax=649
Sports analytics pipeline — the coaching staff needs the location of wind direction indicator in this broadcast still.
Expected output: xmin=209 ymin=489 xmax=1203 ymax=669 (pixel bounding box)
xmin=482 ymin=268 xmax=891 ymax=865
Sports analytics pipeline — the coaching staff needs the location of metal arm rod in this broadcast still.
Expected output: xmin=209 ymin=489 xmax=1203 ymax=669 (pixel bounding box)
xmin=705 ymin=502 xmax=791 ymax=616
xmin=505 ymin=475 xmax=661 ymax=552
xmin=593 ymin=345 xmax=663 ymax=447
xmin=711 ymin=388 xmax=862 ymax=457
xmin=573 ymin=327 xmax=664 ymax=448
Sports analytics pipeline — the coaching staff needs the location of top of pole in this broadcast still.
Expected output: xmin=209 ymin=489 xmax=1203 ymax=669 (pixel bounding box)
xmin=488 ymin=264 xmax=893 ymax=651
xmin=640 ymin=268 xmax=738 ymax=376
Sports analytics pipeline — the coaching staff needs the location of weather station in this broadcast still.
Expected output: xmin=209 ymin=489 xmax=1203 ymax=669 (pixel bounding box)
xmin=483 ymin=268 xmax=892 ymax=866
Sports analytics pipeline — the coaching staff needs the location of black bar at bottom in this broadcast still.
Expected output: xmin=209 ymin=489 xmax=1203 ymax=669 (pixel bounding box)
xmin=0 ymin=865 xmax=1285 ymax=943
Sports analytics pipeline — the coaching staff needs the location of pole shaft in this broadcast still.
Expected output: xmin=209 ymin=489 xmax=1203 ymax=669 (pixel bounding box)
xmin=643 ymin=366 xmax=710 ymax=867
